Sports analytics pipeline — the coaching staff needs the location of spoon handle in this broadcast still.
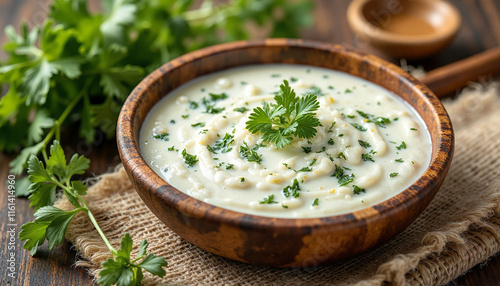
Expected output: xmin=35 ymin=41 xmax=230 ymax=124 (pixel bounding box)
xmin=421 ymin=47 xmax=500 ymax=98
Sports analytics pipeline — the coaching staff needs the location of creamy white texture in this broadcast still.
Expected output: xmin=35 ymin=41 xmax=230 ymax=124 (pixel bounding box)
xmin=140 ymin=64 xmax=431 ymax=218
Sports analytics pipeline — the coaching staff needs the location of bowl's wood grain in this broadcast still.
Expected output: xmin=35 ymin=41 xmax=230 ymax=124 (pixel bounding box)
xmin=117 ymin=39 xmax=454 ymax=267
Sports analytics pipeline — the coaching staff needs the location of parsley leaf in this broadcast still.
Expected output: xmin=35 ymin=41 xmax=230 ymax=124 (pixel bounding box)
xmin=283 ymin=178 xmax=301 ymax=198
xmin=239 ymin=142 xmax=262 ymax=164
xmin=181 ymin=149 xmax=198 ymax=167
xmin=259 ymin=194 xmax=278 ymax=204
xmin=332 ymin=165 xmax=354 ymax=186
xmin=246 ymin=80 xmax=320 ymax=149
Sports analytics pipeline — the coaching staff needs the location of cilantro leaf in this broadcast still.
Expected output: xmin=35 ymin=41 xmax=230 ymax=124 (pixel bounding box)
xmin=246 ymin=80 xmax=320 ymax=148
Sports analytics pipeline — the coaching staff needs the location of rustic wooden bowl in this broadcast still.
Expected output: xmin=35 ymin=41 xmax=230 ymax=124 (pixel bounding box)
xmin=117 ymin=39 xmax=454 ymax=267
xmin=347 ymin=0 xmax=461 ymax=59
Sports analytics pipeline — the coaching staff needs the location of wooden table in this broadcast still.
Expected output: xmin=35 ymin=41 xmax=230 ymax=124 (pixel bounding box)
xmin=1 ymin=1 xmax=499 ymax=285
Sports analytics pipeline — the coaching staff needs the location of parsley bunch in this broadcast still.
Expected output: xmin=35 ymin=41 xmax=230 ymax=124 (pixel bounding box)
xmin=0 ymin=0 xmax=314 ymax=175
xmin=19 ymin=140 xmax=167 ymax=285
xmin=246 ymin=80 xmax=321 ymax=148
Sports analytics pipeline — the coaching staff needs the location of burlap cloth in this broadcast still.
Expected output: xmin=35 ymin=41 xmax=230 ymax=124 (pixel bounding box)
xmin=55 ymin=81 xmax=500 ymax=286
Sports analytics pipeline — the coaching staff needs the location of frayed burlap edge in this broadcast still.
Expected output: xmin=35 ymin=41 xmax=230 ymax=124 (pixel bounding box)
xmin=55 ymin=81 xmax=500 ymax=286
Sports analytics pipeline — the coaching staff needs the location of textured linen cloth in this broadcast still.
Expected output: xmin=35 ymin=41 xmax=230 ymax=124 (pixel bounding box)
xmin=55 ymin=81 xmax=500 ymax=285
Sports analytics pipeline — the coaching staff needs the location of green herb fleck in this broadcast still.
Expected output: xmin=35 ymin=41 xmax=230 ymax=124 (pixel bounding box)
xmin=302 ymin=146 xmax=312 ymax=154
xmin=358 ymin=140 xmax=371 ymax=148
xmin=259 ymin=194 xmax=278 ymax=204
xmin=233 ymin=107 xmax=249 ymax=113
xmin=181 ymin=114 xmax=189 ymax=119
xmin=283 ymin=178 xmax=301 ymax=198
xmin=189 ymin=101 xmax=199 ymax=109
xmin=395 ymin=158 xmax=404 ymax=163
xmin=181 ymin=149 xmax=198 ymax=167
xmin=351 ymin=123 xmax=367 ymax=132
xmin=312 ymin=198 xmax=319 ymax=206
xmin=353 ymin=185 xmax=365 ymax=195
xmin=390 ymin=172 xmax=398 ymax=177
xmin=332 ymin=165 xmax=354 ymax=186
xmin=153 ymin=133 xmax=169 ymax=141
xmin=328 ymin=138 xmax=335 ymax=145
xmin=191 ymin=122 xmax=206 ymax=128
xmin=396 ymin=141 xmax=407 ymax=150
xmin=337 ymin=152 xmax=346 ymax=160
xmin=240 ymin=142 xmax=262 ymax=164
xmin=362 ymin=150 xmax=377 ymax=162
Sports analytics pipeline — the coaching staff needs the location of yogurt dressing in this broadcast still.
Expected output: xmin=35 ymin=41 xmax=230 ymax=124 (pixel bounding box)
xmin=140 ymin=64 xmax=431 ymax=218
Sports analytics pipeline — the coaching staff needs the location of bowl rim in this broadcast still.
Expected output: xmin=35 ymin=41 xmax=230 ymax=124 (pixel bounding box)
xmin=347 ymin=0 xmax=461 ymax=45
xmin=117 ymin=38 xmax=454 ymax=234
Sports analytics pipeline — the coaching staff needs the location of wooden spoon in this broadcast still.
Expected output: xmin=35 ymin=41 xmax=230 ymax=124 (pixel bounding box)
xmin=421 ymin=47 xmax=500 ymax=98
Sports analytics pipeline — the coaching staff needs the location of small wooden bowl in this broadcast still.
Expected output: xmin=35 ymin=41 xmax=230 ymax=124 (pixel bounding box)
xmin=347 ymin=0 xmax=461 ymax=59
xmin=117 ymin=39 xmax=454 ymax=267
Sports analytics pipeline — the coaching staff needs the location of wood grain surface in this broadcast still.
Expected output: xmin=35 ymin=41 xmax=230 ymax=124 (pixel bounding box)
xmin=1 ymin=0 xmax=499 ymax=285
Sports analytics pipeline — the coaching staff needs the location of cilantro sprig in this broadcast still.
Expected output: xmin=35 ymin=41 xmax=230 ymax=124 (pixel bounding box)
xmin=18 ymin=140 xmax=168 ymax=285
xmin=246 ymin=80 xmax=321 ymax=149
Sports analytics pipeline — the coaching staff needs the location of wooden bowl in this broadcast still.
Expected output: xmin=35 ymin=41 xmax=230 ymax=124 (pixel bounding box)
xmin=347 ymin=0 xmax=461 ymax=59
xmin=117 ymin=39 xmax=454 ymax=267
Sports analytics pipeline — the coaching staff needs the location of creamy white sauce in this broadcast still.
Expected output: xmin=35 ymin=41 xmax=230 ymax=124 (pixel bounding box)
xmin=140 ymin=64 xmax=431 ymax=218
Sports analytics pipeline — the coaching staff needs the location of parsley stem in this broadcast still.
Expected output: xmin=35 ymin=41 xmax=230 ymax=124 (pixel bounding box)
xmin=82 ymin=201 xmax=118 ymax=255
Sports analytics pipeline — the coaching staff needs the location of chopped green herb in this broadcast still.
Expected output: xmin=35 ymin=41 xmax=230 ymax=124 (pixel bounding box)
xmin=327 ymin=122 xmax=336 ymax=133
xmin=339 ymin=134 xmax=344 ymax=137
xmin=233 ymin=107 xmax=249 ymax=113
xmin=328 ymin=85 xmax=334 ymax=90
xmin=290 ymin=77 xmax=298 ymax=82
xmin=396 ymin=141 xmax=407 ymax=150
xmin=209 ymin=92 xmax=228 ymax=101
xmin=199 ymin=129 xmax=209 ymax=134
xmin=410 ymin=128 xmax=417 ymax=131
xmin=206 ymin=145 xmax=217 ymax=154
xmin=167 ymin=146 xmax=175 ymax=151
xmin=283 ymin=178 xmax=301 ymax=198
xmin=351 ymin=123 xmax=367 ymax=132
xmin=170 ymin=119 xmax=176 ymax=124
xmin=204 ymin=105 xmax=225 ymax=114
xmin=353 ymin=185 xmax=365 ymax=195
xmin=191 ymin=122 xmax=206 ymax=128
xmin=390 ymin=172 xmax=398 ymax=177
xmin=241 ymin=81 xmax=247 ymax=85
xmin=240 ymin=142 xmax=262 ymax=164
xmin=358 ymin=140 xmax=371 ymax=148
xmin=303 ymin=86 xmax=324 ymax=96
xmin=345 ymin=88 xmax=352 ymax=93
xmin=271 ymin=74 xmax=281 ymax=78
xmin=312 ymin=198 xmax=319 ymax=206
xmin=181 ymin=114 xmax=189 ymax=119
xmin=306 ymin=68 xmax=311 ymax=73
xmin=259 ymin=194 xmax=278 ymax=204
xmin=240 ymin=177 xmax=245 ymax=182
xmin=328 ymin=138 xmax=335 ymax=145
xmin=225 ymin=163 xmax=235 ymax=170
xmin=153 ymin=133 xmax=169 ymax=141
xmin=189 ymin=101 xmax=199 ymax=109
xmin=395 ymin=158 xmax=404 ymax=163
xmin=332 ymin=165 xmax=354 ymax=186
xmin=213 ymin=133 xmax=235 ymax=153
xmin=282 ymin=204 xmax=289 ymax=209
xmin=362 ymin=150 xmax=376 ymax=162
xmin=302 ymin=146 xmax=312 ymax=153
xmin=337 ymin=152 xmax=346 ymax=160
xmin=322 ymin=75 xmax=329 ymax=79
xmin=181 ymin=149 xmax=198 ymax=167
